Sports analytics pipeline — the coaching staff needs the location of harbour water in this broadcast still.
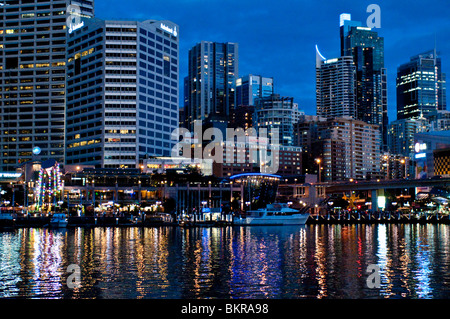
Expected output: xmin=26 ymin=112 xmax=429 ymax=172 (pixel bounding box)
xmin=0 ymin=224 xmax=449 ymax=299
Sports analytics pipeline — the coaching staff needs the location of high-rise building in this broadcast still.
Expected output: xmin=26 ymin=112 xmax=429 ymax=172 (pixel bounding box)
xmin=295 ymin=116 xmax=381 ymax=181
xmin=397 ymin=50 xmax=447 ymax=120
xmin=294 ymin=115 xmax=327 ymax=176
xmin=254 ymin=94 xmax=303 ymax=147
xmin=426 ymin=110 xmax=450 ymax=131
xmin=236 ymin=74 xmax=273 ymax=107
xmin=340 ymin=13 xmax=388 ymax=151
xmin=185 ymin=41 xmax=238 ymax=131
xmin=321 ymin=117 xmax=381 ymax=181
xmin=316 ymin=54 xmax=356 ymax=119
xmin=388 ymin=117 xmax=428 ymax=157
xmin=381 ymin=153 xmax=411 ymax=180
xmin=0 ymin=0 xmax=94 ymax=171
xmin=232 ymin=74 xmax=273 ymax=130
xmin=65 ymin=18 xmax=179 ymax=168
xmin=211 ymin=141 xmax=302 ymax=177
xmin=231 ymin=105 xmax=254 ymax=131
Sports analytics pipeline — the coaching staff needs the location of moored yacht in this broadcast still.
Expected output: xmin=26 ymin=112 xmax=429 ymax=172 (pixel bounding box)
xmin=233 ymin=203 xmax=310 ymax=226
xmin=49 ymin=212 xmax=68 ymax=228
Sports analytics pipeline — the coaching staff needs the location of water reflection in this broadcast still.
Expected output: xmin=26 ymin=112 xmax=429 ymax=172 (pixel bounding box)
xmin=0 ymin=225 xmax=449 ymax=299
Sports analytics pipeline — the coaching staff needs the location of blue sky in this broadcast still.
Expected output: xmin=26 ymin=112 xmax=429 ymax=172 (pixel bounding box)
xmin=95 ymin=0 xmax=450 ymax=122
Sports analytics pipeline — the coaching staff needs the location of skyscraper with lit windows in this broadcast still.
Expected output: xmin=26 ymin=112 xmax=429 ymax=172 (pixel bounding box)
xmin=397 ymin=49 xmax=447 ymax=120
xmin=65 ymin=17 xmax=179 ymax=168
xmin=185 ymin=41 xmax=238 ymax=131
xmin=340 ymin=13 xmax=388 ymax=152
xmin=254 ymin=94 xmax=303 ymax=147
xmin=316 ymin=55 xmax=356 ymax=119
xmin=236 ymin=74 xmax=273 ymax=107
xmin=0 ymin=0 xmax=94 ymax=171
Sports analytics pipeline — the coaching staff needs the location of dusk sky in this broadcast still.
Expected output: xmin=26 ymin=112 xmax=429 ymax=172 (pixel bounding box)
xmin=95 ymin=0 xmax=450 ymax=122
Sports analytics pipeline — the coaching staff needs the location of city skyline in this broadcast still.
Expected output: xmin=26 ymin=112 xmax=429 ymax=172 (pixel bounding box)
xmin=95 ymin=0 xmax=450 ymax=122
xmin=0 ymin=0 xmax=448 ymax=176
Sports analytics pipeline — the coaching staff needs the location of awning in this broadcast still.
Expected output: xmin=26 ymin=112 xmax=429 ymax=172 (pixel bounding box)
xmin=416 ymin=192 xmax=429 ymax=200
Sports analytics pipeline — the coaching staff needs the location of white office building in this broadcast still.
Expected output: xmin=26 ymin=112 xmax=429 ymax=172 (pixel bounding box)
xmin=65 ymin=17 xmax=179 ymax=168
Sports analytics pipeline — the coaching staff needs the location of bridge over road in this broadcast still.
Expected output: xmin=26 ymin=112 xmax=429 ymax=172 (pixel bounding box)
xmin=323 ymin=177 xmax=450 ymax=212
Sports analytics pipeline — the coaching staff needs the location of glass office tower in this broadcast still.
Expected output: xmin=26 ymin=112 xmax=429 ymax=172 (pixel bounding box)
xmin=185 ymin=41 xmax=238 ymax=131
xmin=236 ymin=74 xmax=273 ymax=107
xmin=254 ymin=94 xmax=302 ymax=147
xmin=397 ymin=50 xmax=447 ymax=120
xmin=340 ymin=13 xmax=388 ymax=152
xmin=388 ymin=118 xmax=428 ymax=157
xmin=0 ymin=0 xmax=94 ymax=171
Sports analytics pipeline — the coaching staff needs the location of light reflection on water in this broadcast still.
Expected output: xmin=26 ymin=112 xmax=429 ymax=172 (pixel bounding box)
xmin=0 ymin=224 xmax=449 ymax=299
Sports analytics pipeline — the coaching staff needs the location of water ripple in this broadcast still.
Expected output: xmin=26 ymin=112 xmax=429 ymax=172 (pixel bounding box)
xmin=0 ymin=224 xmax=449 ymax=299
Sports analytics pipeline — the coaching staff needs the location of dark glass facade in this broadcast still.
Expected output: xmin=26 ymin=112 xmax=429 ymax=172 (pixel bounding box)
xmin=185 ymin=41 xmax=238 ymax=131
xmin=397 ymin=50 xmax=447 ymax=120
xmin=340 ymin=21 xmax=388 ymax=152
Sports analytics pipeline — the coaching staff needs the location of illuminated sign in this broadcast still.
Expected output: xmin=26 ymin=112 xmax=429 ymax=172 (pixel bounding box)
xmin=32 ymin=146 xmax=41 ymax=155
xmin=377 ymin=196 xmax=386 ymax=209
xmin=0 ymin=172 xmax=22 ymax=178
xmin=160 ymin=23 xmax=177 ymax=37
xmin=68 ymin=21 xmax=84 ymax=34
xmin=415 ymin=153 xmax=426 ymax=159
xmin=415 ymin=143 xmax=427 ymax=153
xmin=340 ymin=13 xmax=351 ymax=27
xmin=325 ymin=58 xmax=338 ymax=64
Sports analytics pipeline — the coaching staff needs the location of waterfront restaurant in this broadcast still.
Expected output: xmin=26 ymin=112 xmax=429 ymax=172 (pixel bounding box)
xmin=63 ymin=168 xmax=160 ymax=215
xmin=228 ymin=173 xmax=281 ymax=211
xmin=62 ymin=167 xmax=240 ymax=216
xmin=61 ymin=168 xmax=284 ymax=217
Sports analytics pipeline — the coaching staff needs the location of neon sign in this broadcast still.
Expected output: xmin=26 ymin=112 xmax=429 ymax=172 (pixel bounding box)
xmin=68 ymin=21 xmax=84 ymax=34
xmin=0 ymin=172 xmax=21 ymax=178
xmin=160 ymin=23 xmax=177 ymax=37
xmin=415 ymin=143 xmax=427 ymax=153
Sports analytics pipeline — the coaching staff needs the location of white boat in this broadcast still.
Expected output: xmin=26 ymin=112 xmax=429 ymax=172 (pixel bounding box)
xmin=50 ymin=213 xmax=68 ymax=228
xmin=233 ymin=203 xmax=310 ymax=226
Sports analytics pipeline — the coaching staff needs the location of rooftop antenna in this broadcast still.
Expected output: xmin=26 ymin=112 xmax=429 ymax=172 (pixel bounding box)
xmin=434 ymin=32 xmax=437 ymax=58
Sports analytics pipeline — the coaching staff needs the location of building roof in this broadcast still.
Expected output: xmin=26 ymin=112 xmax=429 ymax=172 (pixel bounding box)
xmin=229 ymin=173 xmax=281 ymax=180
xmin=416 ymin=130 xmax=450 ymax=139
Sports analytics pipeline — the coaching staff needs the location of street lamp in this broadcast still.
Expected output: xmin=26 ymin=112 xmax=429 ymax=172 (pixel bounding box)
xmin=315 ymin=158 xmax=322 ymax=183
xmin=400 ymin=158 xmax=407 ymax=179
xmin=384 ymin=155 xmax=389 ymax=180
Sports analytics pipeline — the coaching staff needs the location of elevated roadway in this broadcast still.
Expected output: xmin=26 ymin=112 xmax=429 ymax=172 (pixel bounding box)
xmin=324 ymin=178 xmax=450 ymax=194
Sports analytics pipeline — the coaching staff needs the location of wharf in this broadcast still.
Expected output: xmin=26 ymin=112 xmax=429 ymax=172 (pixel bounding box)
xmin=307 ymin=212 xmax=450 ymax=225
xmin=4 ymin=215 xmax=233 ymax=229
xmin=2 ymin=213 xmax=450 ymax=229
